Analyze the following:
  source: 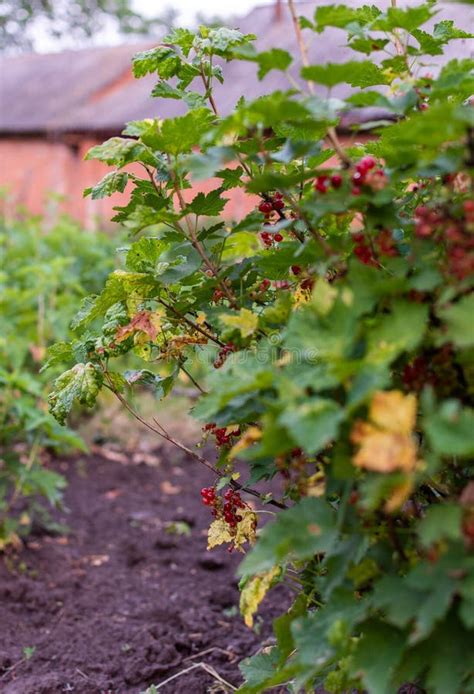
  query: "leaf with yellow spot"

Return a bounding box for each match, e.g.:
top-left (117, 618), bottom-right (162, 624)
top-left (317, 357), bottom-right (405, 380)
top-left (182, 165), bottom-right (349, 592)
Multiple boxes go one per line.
top-left (229, 426), bottom-right (262, 460)
top-left (220, 308), bottom-right (258, 338)
top-left (240, 566), bottom-right (281, 627)
top-left (195, 311), bottom-right (207, 325)
top-left (293, 287), bottom-right (310, 308)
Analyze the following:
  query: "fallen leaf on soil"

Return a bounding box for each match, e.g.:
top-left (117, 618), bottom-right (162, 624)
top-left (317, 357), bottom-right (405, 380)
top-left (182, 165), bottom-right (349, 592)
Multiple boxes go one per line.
top-left (160, 480), bottom-right (182, 495)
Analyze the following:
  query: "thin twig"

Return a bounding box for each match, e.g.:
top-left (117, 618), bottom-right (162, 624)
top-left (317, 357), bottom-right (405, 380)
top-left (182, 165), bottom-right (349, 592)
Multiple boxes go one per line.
top-left (287, 0), bottom-right (351, 168)
top-left (157, 297), bottom-right (225, 347)
top-left (153, 662), bottom-right (237, 691)
top-left (103, 371), bottom-right (287, 510)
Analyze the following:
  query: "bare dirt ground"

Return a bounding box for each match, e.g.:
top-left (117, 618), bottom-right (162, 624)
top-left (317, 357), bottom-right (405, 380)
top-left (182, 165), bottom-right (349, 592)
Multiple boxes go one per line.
top-left (0, 445), bottom-right (288, 694)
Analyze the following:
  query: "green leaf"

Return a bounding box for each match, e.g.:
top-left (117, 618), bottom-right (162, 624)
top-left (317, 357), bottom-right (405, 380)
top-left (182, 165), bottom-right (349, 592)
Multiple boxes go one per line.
top-left (352, 621), bottom-right (405, 694)
top-left (418, 504), bottom-right (463, 547)
top-left (302, 61), bottom-right (389, 88)
top-left (48, 363), bottom-right (103, 425)
top-left (436, 294), bottom-right (474, 348)
top-left (373, 5), bottom-right (435, 32)
top-left (132, 46), bottom-right (179, 78)
top-left (40, 342), bottom-right (74, 372)
top-left (424, 400), bottom-right (474, 457)
top-left (279, 398), bottom-right (343, 454)
top-left (83, 171), bottom-right (128, 200)
top-left (85, 138), bottom-right (155, 167)
top-left (235, 45), bottom-right (293, 79)
top-left (239, 498), bottom-right (337, 575)
top-left (220, 308), bottom-right (259, 338)
top-left (314, 4), bottom-right (382, 32)
top-left (365, 301), bottom-right (428, 365)
top-left (156, 108), bottom-right (215, 155)
top-left (187, 189), bottom-right (227, 216)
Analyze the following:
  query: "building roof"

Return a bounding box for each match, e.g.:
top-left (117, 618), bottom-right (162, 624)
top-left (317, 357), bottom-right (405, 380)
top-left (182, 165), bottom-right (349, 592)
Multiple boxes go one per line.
top-left (0, 1), bottom-right (471, 137)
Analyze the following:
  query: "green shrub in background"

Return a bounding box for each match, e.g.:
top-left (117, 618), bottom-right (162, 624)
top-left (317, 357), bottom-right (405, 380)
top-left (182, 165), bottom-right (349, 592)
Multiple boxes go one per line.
top-left (48, 2), bottom-right (474, 691)
top-left (0, 213), bottom-right (115, 548)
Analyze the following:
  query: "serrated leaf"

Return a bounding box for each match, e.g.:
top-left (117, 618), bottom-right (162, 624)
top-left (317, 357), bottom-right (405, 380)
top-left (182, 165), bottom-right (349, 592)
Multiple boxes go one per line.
top-left (352, 621), bottom-right (405, 694)
top-left (221, 308), bottom-right (259, 338)
top-left (239, 498), bottom-right (337, 575)
top-left (240, 566), bottom-right (281, 627)
top-left (85, 138), bottom-right (155, 167)
top-left (302, 61), bottom-right (389, 88)
top-left (280, 398), bottom-right (343, 454)
top-left (418, 504), bottom-right (463, 547)
top-left (424, 400), bottom-right (474, 457)
top-left (84, 172), bottom-right (128, 200)
top-left (187, 189), bottom-right (227, 216)
top-left (314, 4), bottom-right (382, 32)
top-left (436, 294), bottom-right (474, 348)
top-left (132, 46), bottom-right (179, 78)
top-left (48, 363), bottom-right (103, 425)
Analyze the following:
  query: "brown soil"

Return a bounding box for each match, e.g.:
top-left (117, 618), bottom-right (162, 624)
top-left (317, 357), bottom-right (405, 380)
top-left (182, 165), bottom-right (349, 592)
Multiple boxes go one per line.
top-left (0, 449), bottom-right (288, 694)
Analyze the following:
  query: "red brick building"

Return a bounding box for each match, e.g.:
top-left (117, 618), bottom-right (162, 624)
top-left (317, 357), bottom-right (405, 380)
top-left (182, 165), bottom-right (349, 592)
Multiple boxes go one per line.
top-left (0, 1), bottom-right (469, 227)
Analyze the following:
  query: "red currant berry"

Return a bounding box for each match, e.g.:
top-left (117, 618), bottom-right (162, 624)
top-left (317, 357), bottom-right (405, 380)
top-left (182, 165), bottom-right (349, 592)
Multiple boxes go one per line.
top-left (331, 174), bottom-right (343, 189)
top-left (359, 156), bottom-right (376, 171)
top-left (314, 175), bottom-right (329, 193)
top-left (258, 201), bottom-right (273, 215)
top-left (351, 186), bottom-right (362, 196)
top-left (274, 233), bottom-right (283, 242)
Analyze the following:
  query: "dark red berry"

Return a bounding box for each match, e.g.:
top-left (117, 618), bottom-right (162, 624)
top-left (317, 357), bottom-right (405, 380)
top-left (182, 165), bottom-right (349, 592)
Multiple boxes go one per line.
top-left (331, 174), bottom-right (343, 189)
top-left (272, 199), bottom-right (285, 211)
top-left (258, 201), bottom-right (273, 215)
top-left (274, 233), bottom-right (283, 242)
top-left (314, 175), bottom-right (329, 193)
top-left (291, 265), bottom-right (302, 275)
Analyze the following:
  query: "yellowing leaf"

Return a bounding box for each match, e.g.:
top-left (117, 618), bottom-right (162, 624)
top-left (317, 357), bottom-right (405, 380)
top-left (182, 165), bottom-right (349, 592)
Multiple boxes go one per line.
top-left (234, 509), bottom-right (258, 552)
top-left (207, 519), bottom-right (233, 549)
top-left (240, 566), bottom-right (281, 628)
top-left (207, 508), bottom-right (258, 552)
top-left (195, 311), bottom-right (207, 325)
top-left (369, 390), bottom-right (416, 435)
top-left (221, 308), bottom-right (258, 338)
top-left (306, 471), bottom-right (326, 497)
top-left (351, 391), bottom-right (421, 475)
top-left (116, 310), bottom-right (161, 343)
top-left (293, 287), bottom-right (311, 308)
top-left (353, 431), bottom-right (418, 473)
top-left (385, 478), bottom-right (414, 513)
top-left (229, 426), bottom-right (262, 460)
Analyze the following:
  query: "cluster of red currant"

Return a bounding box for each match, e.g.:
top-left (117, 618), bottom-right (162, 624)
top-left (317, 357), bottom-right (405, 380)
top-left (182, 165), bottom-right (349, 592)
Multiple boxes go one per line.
top-left (213, 342), bottom-right (235, 369)
top-left (200, 486), bottom-right (247, 528)
top-left (202, 422), bottom-right (241, 447)
top-left (352, 229), bottom-right (399, 266)
top-left (350, 156), bottom-right (387, 195)
top-left (260, 230), bottom-right (284, 247)
top-left (314, 173), bottom-right (342, 193)
top-left (402, 355), bottom-right (432, 392)
top-left (222, 489), bottom-right (246, 527)
top-left (258, 192), bottom-right (285, 217)
top-left (212, 288), bottom-right (224, 302)
top-left (415, 200), bottom-right (474, 279)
